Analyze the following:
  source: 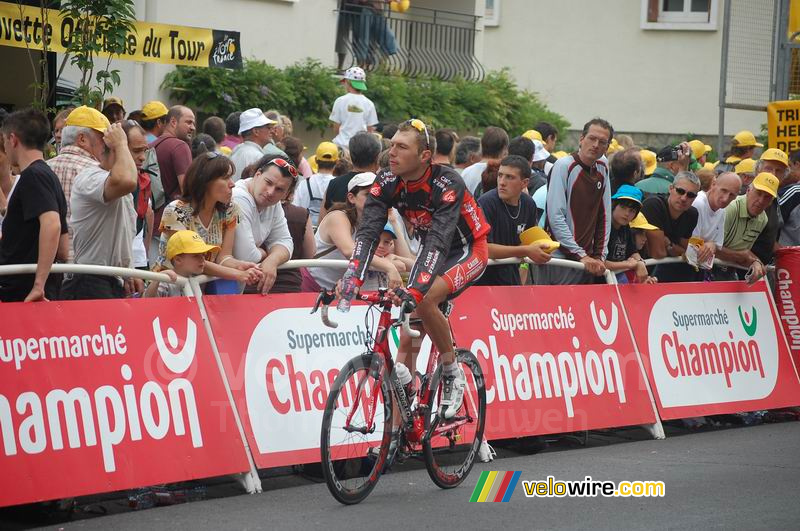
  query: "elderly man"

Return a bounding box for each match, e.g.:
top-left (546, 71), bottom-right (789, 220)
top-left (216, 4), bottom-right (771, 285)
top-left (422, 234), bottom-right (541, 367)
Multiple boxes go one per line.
top-left (539, 118), bottom-right (613, 285)
top-left (641, 171), bottom-right (700, 282)
top-left (748, 148), bottom-right (789, 265)
top-left (47, 106), bottom-right (106, 261)
top-left (230, 108), bottom-right (278, 181)
top-left (717, 172), bottom-right (779, 282)
top-left (636, 143), bottom-right (691, 197)
top-left (690, 172), bottom-right (742, 269)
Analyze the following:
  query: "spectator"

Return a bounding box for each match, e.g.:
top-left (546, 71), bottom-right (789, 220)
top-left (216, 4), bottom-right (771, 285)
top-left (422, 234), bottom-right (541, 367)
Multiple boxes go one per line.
top-left (220, 111), bottom-right (243, 150)
top-left (734, 158), bottom-right (757, 192)
top-left (127, 110), bottom-right (143, 123)
top-left (718, 172), bottom-right (778, 282)
top-left (101, 97), bottom-right (125, 124)
top-left (689, 172), bottom-right (741, 273)
top-left (779, 173), bottom-right (800, 247)
top-left (47, 106), bottom-right (106, 261)
top-left (280, 136), bottom-right (305, 170)
top-left (641, 171), bottom-right (700, 282)
top-left (145, 230), bottom-right (218, 298)
top-left (232, 155), bottom-right (295, 294)
top-left (202, 116), bottom-right (226, 145)
top-left (610, 147), bottom-right (643, 194)
top-left (230, 108), bottom-right (278, 181)
top-left (51, 107), bottom-right (74, 153)
top-left (786, 149), bottom-right (800, 186)
top-left (461, 127), bottom-right (509, 195)
top-left (603, 185), bottom-right (654, 284)
top-left (140, 101), bottom-right (169, 143)
top-left (156, 153), bottom-right (262, 288)
top-left (507, 136), bottom-right (542, 193)
top-left (432, 129), bottom-right (458, 167)
top-left (273, 171), bottom-right (315, 294)
top-left (636, 143), bottom-right (691, 197)
top-left (330, 67), bottom-right (378, 149)
top-left (540, 118), bottom-right (613, 285)
top-left (454, 136), bottom-right (481, 174)
top-left (381, 123), bottom-right (398, 142)
top-left (689, 139), bottom-right (712, 166)
top-left (533, 121), bottom-right (558, 153)
top-left (0, 108), bottom-right (68, 302)
top-left (640, 149), bottom-right (657, 179)
top-left (191, 133), bottom-right (218, 158)
top-left (62, 121), bottom-right (140, 300)
top-left (293, 142), bottom-right (339, 226)
top-left (749, 148), bottom-right (789, 265)
top-left (320, 131), bottom-right (381, 220)
top-left (279, 115), bottom-right (294, 137)
top-left (616, 134), bottom-right (635, 150)
top-left (304, 172), bottom-right (401, 291)
top-left (476, 155), bottom-right (550, 287)
top-left (717, 130), bottom-right (762, 173)
top-left (696, 168), bottom-right (715, 191)
top-left (529, 140), bottom-right (550, 193)
top-left (262, 110), bottom-right (287, 157)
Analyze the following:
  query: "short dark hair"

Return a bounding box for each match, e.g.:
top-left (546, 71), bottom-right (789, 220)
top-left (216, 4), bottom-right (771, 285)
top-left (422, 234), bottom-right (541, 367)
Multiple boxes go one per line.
top-left (455, 136), bottom-right (480, 165)
top-left (182, 151), bottom-right (236, 212)
top-left (121, 119), bottom-right (146, 138)
top-left (167, 105), bottom-right (188, 125)
top-left (225, 112), bottom-right (241, 136)
top-left (191, 133), bottom-right (217, 158)
top-left (381, 123), bottom-right (398, 140)
top-left (1, 108), bottom-right (50, 151)
top-left (202, 116), bottom-right (226, 143)
top-left (508, 136), bottom-right (535, 163)
top-left (499, 154), bottom-right (532, 180)
top-left (253, 153), bottom-right (297, 182)
top-left (280, 136), bottom-right (304, 168)
top-left (435, 129), bottom-right (457, 157)
top-left (791, 149), bottom-right (800, 165)
top-left (581, 118), bottom-right (614, 141)
top-left (534, 121), bottom-right (558, 142)
top-left (610, 147), bottom-right (641, 186)
top-left (349, 131), bottom-right (382, 168)
top-left (480, 126), bottom-right (509, 159)
top-left (140, 116), bottom-right (165, 132)
top-left (612, 198), bottom-right (641, 215)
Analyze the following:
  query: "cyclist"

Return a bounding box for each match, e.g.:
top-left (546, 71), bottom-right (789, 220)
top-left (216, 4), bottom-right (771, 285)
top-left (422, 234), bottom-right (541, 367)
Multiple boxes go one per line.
top-left (339, 119), bottom-right (490, 419)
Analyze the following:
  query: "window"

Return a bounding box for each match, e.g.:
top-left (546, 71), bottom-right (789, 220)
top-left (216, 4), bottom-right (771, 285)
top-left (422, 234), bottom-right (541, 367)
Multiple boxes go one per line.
top-left (641, 0), bottom-right (718, 30)
top-left (484, 0), bottom-right (500, 27)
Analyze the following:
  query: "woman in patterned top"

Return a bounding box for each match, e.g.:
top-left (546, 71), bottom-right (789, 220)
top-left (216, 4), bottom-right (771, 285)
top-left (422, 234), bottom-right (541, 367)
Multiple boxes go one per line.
top-left (155, 152), bottom-right (262, 286)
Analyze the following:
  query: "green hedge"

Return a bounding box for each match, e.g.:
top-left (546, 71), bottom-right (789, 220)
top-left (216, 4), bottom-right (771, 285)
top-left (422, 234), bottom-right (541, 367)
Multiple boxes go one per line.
top-left (162, 58), bottom-right (569, 135)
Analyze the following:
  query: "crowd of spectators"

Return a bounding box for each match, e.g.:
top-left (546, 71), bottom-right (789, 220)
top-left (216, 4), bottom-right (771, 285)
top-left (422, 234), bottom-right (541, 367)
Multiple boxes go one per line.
top-left (0, 64), bottom-right (795, 303)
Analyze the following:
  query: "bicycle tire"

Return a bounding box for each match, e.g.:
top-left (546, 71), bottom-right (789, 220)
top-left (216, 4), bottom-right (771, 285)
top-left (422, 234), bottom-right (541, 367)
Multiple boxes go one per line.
top-left (422, 349), bottom-right (486, 489)
top-left (320, 354), bottom-right (394, 504)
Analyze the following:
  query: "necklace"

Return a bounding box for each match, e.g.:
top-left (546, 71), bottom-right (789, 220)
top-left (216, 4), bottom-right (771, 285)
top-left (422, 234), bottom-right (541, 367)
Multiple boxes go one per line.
top-left (502, 199), bottom-right (521, 220)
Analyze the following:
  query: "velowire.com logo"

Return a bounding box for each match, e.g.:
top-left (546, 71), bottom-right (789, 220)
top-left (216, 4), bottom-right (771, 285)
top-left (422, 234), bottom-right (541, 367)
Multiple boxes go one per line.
top-left (469, 471), bottom-right (521, 502)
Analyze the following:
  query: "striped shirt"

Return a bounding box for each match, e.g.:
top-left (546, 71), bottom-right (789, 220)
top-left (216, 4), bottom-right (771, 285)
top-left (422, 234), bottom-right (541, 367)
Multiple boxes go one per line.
top-left (723, 194), bottom-right (767, 251)
top-left (779, 184), bottom-right (800, 246)
top-left (546, 153), bottom-right (611, 260)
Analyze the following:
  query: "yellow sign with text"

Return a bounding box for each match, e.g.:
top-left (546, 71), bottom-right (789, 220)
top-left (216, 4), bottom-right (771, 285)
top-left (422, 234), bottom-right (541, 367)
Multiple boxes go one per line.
top-left (0, 1), bottom-right (241, 68)
top-left (767, 100), bottom-right (800, 153)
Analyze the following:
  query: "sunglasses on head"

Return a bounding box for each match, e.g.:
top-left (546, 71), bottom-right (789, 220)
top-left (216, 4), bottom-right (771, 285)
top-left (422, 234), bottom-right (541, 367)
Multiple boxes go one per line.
top-left (265, 157), bottom-right (298, 179)
top-left (673, 186), bottom-right (698, 199)
top-left (405, 118), bottom-right (430, 150)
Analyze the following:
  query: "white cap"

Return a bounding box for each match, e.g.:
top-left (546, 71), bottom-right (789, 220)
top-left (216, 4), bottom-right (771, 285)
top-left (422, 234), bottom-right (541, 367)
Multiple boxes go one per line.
top-left (238, 108), bottom-right (277, 134)
top-left (532, 140), bottom-right (550, 163)
top-left (348, 171), bottom-right (377, 192)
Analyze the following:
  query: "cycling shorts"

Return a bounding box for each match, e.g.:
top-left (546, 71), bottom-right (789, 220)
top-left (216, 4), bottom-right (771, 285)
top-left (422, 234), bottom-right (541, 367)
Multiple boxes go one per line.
top-left (439, 236), bottom-right (488, 300)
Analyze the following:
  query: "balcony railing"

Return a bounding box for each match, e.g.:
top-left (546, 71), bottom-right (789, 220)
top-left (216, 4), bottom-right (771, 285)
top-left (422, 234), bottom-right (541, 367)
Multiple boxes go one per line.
top-left (335, 3), bottom-right (485, 82)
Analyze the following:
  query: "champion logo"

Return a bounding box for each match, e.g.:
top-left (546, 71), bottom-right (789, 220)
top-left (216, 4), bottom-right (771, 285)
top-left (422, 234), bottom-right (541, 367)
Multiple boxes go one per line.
top-left (418, 272), bottom-right (432, 284)
top-left (442, 189), bottom-right (457, 203)
top-left (370, 183), bottom-right (382, 197)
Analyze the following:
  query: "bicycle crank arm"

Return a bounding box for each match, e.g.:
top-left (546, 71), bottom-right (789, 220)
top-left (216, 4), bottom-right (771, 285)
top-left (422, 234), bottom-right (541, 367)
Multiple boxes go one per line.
top-left (343, 425), bottom-right (375, 435)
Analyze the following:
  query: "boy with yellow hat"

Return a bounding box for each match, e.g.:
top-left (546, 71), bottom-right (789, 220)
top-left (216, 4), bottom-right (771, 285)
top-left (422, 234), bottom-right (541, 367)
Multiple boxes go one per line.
top-left (145, 230), bottom-right (219, 297)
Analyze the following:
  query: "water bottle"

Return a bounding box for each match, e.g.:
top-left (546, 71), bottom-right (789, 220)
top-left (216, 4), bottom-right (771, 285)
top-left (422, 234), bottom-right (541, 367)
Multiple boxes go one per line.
top-left (395, 362), bottom-right (416, 401)
top-left (337, 263), bottom-right (358, 313)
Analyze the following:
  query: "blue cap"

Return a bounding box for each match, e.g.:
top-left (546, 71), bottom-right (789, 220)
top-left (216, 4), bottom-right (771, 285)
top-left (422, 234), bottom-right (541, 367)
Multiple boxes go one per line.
top-left (611, 184), bottom-right (643, 205)
top-left (381, 223), bottom-right (397, 238)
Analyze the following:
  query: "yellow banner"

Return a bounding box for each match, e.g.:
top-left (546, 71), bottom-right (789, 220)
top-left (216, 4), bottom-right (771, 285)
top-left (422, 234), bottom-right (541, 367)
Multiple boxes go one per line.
top-left (0, 1), bottom-right (241, 68)
top-left (767, 100), bottom-right (800, 153)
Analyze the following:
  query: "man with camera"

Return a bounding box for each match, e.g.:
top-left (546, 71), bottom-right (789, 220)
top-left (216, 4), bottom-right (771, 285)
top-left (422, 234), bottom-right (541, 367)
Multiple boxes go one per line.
top-left (636, 142), bottom-right (692, 198)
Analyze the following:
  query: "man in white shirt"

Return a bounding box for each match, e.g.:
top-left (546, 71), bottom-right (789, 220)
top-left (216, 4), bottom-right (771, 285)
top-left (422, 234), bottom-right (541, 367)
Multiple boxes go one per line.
top-left (330, 67), bottom-right (378, 149)
top-left (690, 171), bottom-right (741, 265)
top-left (230, 108), bottom-right (278, 180)
top-left (292, 141), bottom-right (338, 226)
top-left (460, 126), bottom-right (508, 195)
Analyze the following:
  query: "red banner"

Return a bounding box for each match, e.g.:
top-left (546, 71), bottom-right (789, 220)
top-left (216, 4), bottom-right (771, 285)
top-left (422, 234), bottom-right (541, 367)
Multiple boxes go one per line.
top-left (0, 298), bottom-right (250, 507)
top-left (618, 281), bottom-right (800, 420)
top-left (776, 247), bottom-right (800, 365)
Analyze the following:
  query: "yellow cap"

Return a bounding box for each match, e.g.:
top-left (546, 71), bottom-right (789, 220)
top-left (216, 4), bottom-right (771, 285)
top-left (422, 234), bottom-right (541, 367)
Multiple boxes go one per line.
top-left (166, 230), bottom-right (220, 261)
top-left (219, 146), bottom-right (233, 156)
top-left (702, 162), bottom-right (716, 171)
top-left (752, 172), bottom-right (779, 198)
top-left (688, 140), bottom-right (712, 160)
top-left (734, 158), bottom-right (756, 175)
top-left (732, 130), bottom-right (763, 148)
top-left (606, 138), bottom-right (623, 155)
top-left (519, 226), bottom-right (560, 253)
top-left (552, 150), bottom-right (568, 159)
top-left (522, 129), bottom-right (543, 142)
top-left (102, 97), bottom-right (125, 112)
top-left (759, 147), bottom-right (789, 167)
top-left (65, 105), bottom-right (110, 133)
top-left (141, 100), bottom-right (168, 121)
top-left (630, 213), bottom-right (658, 231)
top-left (390, 0), bottom-right (410, 12)
top-left (315, 141), bottom-right (339, 162)
top-left (640, 149), bottom-right (657, 176)
top-left (308, 154), bottom-right (318, 173)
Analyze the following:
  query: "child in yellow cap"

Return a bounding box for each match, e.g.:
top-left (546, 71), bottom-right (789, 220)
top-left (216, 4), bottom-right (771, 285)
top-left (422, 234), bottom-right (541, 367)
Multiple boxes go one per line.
top-left (145, 230), bottom-right (220, 297)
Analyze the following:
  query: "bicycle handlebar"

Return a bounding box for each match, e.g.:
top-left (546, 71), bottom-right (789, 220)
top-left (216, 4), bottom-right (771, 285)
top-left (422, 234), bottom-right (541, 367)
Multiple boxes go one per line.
top-left (310, 289), bottom-right (420, 338)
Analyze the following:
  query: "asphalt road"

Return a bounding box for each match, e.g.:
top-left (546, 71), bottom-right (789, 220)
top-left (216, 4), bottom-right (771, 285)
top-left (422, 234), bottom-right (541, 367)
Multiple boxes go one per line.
top-left (25, 422), bottom-right (800, 530)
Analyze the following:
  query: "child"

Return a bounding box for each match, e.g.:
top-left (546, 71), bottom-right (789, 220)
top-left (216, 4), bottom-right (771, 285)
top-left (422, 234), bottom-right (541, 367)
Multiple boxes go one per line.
top-left (604, 185), bottom-right (656, 284)
top-left (629, 213), bottom-right (659, 284)
top-left (145, 230), bottom-right (220, 297)
top-left (329, 67), bottom-right (378, 149)
top-left (376, 223), bottom-right (415, 274)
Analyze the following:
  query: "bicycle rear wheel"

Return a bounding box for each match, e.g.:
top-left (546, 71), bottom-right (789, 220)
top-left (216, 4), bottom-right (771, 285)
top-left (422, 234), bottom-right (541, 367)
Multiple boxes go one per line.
top-left (321, 354), bottom-right (393, 504)
top-left (422, 349), bottom-right (486, 489)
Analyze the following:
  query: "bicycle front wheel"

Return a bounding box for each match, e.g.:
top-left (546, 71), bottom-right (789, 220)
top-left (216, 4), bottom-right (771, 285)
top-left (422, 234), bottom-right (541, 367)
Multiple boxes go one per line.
top-left (320, 354), bottom-right (393, 505)
top-left (423, 348), bottom-right (486, 489)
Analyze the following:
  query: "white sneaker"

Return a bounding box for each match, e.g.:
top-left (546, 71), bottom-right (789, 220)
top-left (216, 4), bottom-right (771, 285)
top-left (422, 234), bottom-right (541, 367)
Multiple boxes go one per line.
top-left (478, 438), bottom-right (496, 463)
top-left (439, 366), bottom-right (466, 420)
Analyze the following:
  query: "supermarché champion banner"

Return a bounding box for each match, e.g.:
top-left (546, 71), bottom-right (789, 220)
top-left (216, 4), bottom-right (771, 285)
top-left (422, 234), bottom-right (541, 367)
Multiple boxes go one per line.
top-left (0, 1), bottom-right (242, 68)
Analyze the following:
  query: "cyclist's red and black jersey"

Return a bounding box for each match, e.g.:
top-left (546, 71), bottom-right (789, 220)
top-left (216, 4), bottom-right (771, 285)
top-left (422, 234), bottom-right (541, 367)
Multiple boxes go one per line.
top-left (351, 164), bottom-right (490, 302)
